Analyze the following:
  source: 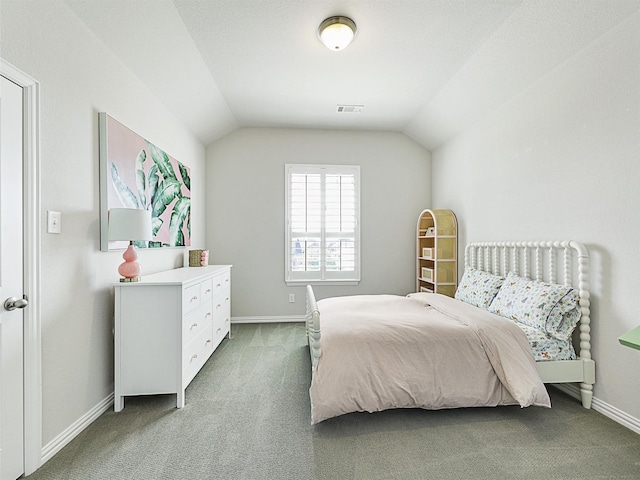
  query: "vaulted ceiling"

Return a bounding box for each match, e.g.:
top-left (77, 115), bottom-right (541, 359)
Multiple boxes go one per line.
top-left (64, 0), bottom-right (636, 150)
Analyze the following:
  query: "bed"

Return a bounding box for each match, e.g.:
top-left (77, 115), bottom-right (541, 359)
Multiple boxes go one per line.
top-left (305, 241), bottom-right (595, 424)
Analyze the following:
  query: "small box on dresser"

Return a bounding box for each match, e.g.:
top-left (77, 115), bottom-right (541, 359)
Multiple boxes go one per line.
top-left (113, 265), bottom-right (231, 412)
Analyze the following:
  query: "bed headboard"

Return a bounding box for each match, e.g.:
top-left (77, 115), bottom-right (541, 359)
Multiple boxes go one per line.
top-left (464, 241), bottom-right (591, 364)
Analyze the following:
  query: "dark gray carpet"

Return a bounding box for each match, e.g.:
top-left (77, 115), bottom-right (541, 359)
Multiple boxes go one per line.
top-left (28, 323), bottom-right (640, 479)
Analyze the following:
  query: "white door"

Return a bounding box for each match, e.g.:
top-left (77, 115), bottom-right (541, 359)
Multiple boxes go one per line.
top-left (0, 74), bottom-right (26, 480)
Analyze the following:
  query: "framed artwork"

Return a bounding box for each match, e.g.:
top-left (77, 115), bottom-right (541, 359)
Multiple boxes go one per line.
top-left (99, 113), bottom-right (191, 251)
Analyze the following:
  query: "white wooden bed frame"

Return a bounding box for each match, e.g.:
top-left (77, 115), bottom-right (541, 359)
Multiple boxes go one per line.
top-left (306, 240), bottom-right (595, 409)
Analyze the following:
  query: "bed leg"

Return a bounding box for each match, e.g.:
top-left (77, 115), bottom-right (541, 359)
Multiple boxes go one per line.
top-left (580, 382), bottom-right (593, 409)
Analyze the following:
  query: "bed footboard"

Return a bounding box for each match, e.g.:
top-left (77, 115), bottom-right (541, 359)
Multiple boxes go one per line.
top-left (306, 285), bottom-right (321, 368)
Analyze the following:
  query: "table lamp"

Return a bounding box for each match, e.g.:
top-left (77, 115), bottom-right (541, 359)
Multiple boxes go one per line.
top-left (108, 208), bottom-right (153, 282)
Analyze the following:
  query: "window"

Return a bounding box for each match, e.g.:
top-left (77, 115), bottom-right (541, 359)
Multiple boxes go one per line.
top-left (285, 164), bottom-right (360, 284)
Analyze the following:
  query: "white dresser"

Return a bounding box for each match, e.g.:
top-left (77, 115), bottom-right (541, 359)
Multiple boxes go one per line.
top-left (113, 265), bottom-right (231, 411)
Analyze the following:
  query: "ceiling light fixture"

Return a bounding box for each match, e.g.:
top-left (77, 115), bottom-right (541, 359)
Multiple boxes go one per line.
top-left (318, 16), bottom-right (357, 51)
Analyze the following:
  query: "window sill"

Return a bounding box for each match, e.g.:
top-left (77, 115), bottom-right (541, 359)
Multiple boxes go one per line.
top-left (286, 280), bottom-right (360, 287)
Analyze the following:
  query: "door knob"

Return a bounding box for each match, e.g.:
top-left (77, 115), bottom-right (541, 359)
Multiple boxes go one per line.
top-left (4, 296), bottom-right (28, 311)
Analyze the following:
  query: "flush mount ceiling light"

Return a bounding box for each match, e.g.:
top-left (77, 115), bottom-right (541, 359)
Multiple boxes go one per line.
top-left (318, 16), bottom-right (357, 51)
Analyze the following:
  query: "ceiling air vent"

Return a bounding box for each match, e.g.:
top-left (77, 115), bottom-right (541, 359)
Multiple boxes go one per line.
top-left (336, 105), bottom-right (364, 113)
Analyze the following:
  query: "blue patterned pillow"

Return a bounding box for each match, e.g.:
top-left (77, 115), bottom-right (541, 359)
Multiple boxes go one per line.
top-left (550, 290), bottom-right (581, 339)
top-left (488, 272), bottom-right (578, 338)
top-left (455, 267), bottom-right (505, 309)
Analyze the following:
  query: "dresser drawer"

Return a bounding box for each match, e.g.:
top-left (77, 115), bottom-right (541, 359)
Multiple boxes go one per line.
top-left (183, 325), bottom-right (214, 383)
top-left (212, 270), bottom-right (231, 296)
top-left (200, 278), bottom-right (214, 302)
top-left (212, 292), bottom-right (230, 315)
top-left (183, 283), bottom-right (202, 313)
top-left (183, 301), bottom-right (213, 346)
top-left (212, 313), bottom-right (230, 346)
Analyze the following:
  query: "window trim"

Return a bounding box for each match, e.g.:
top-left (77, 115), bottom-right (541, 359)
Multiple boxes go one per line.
top-left (285, 164), bottom-right (361, 285)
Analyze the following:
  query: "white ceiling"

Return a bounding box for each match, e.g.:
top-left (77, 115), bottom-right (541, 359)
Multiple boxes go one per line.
top-left (64, 0), bottom-right (637, 150)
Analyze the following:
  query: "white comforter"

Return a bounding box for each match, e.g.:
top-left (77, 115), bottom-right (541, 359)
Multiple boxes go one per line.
top-left (309, 292), bottom-right (550, 424)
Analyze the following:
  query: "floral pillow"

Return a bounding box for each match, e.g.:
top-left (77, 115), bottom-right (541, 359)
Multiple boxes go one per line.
top-left (454, 267), bottom-right (506, 309)
top-left (488, 272), bottom-right (579, 339)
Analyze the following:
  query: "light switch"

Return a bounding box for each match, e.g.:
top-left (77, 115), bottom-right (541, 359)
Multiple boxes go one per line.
top-left (47, 211), bottom-right (61, 234)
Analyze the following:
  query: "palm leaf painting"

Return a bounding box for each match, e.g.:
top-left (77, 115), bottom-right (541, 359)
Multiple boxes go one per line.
top-left (105, 114), bottom-right (191, 249)
top-left (148, 164), bottom-right (160, 208)
top-left (111, 163), bottom-right (139, 208)
top-left (169, 197), bottom-right (191, 246)
top-left (135, 149), bottom-right (147, 207)
top-left (147, 141), bottom-right (177, 181)
top-left (178, 163), bottom-right (191, 191)
top-left (151, 179), bottom-right (182, 218)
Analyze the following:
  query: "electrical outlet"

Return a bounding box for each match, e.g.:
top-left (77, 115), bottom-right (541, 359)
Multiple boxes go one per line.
top-left (288, 294), bottom-right (295, 303)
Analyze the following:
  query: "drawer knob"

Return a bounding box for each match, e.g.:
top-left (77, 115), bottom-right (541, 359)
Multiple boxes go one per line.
top-left (216, 328), bottom-right (221, 333)
top-left (205, 312), bottom-right (212, 318)
top-left (206, 339), bottom-right (212, 344)
top-left (216, 304), bottom-right (221, 309)
top-left (205, 288), bottom-right (211, 294)
top-left (191, 296), bottom-right (198, 302)
top-left (191, 354), bottom-right (198, 360)
top-left (190, 323), bottom-right (198, 329)
top-left (216, 283), bottom-right (221, 288)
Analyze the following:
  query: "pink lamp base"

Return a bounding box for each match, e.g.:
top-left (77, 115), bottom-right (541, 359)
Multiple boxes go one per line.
top-left (118, 243), bottom-right (142, 282)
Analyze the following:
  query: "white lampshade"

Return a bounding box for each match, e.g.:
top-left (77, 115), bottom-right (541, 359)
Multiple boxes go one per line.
top-left (318, 16), bottom-right (357, 51)
top-left (108, 208), bottom-right (153, 242)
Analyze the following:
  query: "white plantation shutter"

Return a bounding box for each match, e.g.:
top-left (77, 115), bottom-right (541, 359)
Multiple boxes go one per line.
top-left (286, 164), bottom-right (360, 283)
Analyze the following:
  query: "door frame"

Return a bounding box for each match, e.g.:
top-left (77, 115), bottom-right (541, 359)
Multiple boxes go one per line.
top-left (1, 59), bottom-right (42, 476)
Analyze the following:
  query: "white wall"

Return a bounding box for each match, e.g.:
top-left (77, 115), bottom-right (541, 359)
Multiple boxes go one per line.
top-left (432, 13), bottom-right (640, 420)
top-left (1, 0), bottom-right (206, 447)
top-left (206, 128), bottom-right (431, 317)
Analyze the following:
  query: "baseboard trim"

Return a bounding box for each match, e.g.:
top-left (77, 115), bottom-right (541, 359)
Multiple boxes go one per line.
top-left (231, 315), bottom-right (305, 324)
top-left (41, 393), bottom-right (114, 464)
top-left (552, 383), bottom-right (640, 435)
